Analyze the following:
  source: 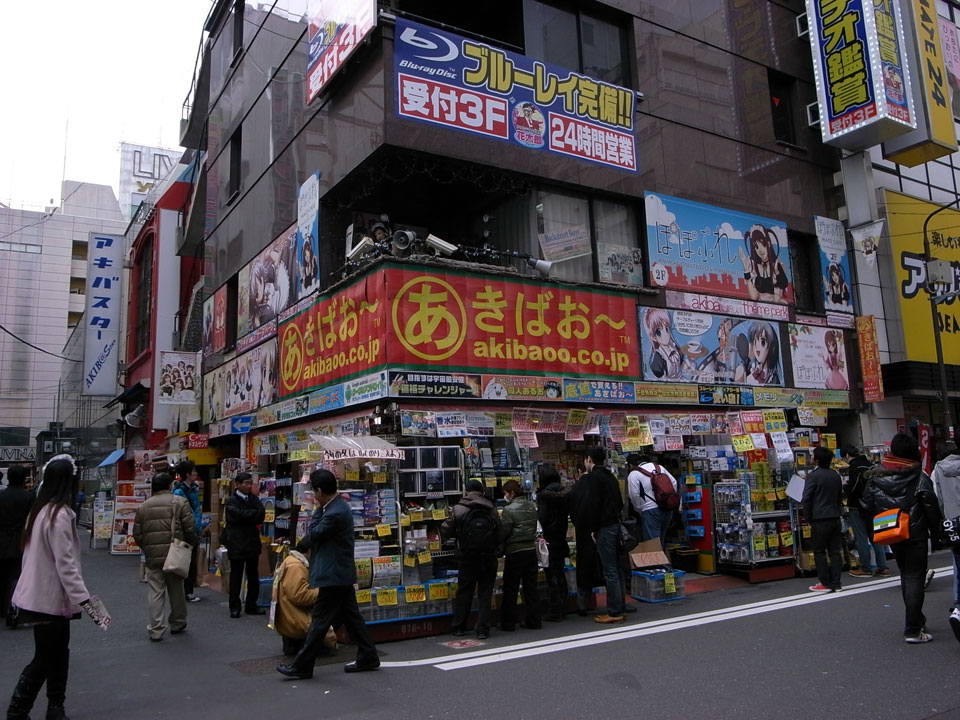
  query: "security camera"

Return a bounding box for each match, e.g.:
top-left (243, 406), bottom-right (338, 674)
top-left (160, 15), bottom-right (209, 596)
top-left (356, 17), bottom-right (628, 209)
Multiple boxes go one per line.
top-left (425, 234), bottom-right (458, 257)
top-left (347, 237), bottom-right (375, 260)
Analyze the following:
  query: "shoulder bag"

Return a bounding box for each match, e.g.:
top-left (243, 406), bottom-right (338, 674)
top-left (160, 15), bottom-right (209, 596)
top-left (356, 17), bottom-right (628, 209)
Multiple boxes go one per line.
top-left (163, 501), bottom-right (193, 578)
top-left (872, 479), bottom-right (918, 545)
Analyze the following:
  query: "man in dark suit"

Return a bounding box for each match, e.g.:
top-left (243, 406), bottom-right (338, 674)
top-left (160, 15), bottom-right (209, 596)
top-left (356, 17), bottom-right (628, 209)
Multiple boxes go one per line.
top-left (224, 472), bottom-right (266, 618)
top-left (277, 469), bottom-right (379, 679)
top-left (0, 465), bottom-right (35, 624)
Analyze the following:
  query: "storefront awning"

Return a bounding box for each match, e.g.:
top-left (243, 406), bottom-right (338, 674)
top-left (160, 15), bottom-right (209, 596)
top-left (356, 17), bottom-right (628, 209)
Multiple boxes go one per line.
top-left (97, 449), bottom-right (126, 467)
top-left (308, 435), bottom-right (406, 461)
top-left (103, 380), bottom-right (150, 409)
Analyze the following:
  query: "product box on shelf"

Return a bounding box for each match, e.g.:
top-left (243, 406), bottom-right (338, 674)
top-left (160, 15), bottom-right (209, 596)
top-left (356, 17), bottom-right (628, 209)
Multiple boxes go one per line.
top-left (630, 570), bottom-right (686, 603)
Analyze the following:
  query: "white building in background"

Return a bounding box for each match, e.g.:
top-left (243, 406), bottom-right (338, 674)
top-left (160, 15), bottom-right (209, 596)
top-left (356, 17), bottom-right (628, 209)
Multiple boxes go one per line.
top-left (0, 181), bottom-right (126, 449)
top-left (118, 142), bottom-right (182, 219)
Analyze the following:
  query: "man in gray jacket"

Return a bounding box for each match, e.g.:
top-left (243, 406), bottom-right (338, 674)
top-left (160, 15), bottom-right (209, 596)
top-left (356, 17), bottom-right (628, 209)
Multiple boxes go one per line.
top-left (931, 444), bottom-right (960, 641)
top-left (498, 479), bottom-right (540, 631)
top-left (132, 472), bottom-right (197, 641)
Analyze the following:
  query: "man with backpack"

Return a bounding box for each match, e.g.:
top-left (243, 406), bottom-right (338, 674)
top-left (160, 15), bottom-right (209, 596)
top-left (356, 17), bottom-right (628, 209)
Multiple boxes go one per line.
top-left (628, 453), bottom-right (681, 546)
top-left (441, 479), bottom-right (502, 639)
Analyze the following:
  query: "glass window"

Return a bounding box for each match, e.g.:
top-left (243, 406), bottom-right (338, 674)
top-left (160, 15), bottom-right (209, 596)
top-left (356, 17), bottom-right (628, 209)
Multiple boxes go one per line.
top-left (594, 199), bottom-right (642, 286)
top-left (788, 231), bottom-right (820, 313)
top-left (928, 160), bottom-right (955, 191)
top-left (535, 190), bottom-right (591, 283)
top-left (581, 14), bottom-right (626, 85)
top-left (523, 0), bottom-right (579, 72)
top-left (901, 178), bottom-right (931, 200)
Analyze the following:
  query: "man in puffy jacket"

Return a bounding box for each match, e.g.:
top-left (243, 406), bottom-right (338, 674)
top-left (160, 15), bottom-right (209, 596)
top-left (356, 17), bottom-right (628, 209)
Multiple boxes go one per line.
top-left (931, 443), bottom-right (960, 642)
top-left (862, 433), bottom-right (944, 644)
top-left (499, 479), bottom-right (540, 631)
top-left (132, 472), bottom-right (197, 641)
top-left (223, 472), bottom-right (266, 618)
top-left (441, 479), bottom-right (502, 640)
top-left (173, 460), bottom-right (203, 602)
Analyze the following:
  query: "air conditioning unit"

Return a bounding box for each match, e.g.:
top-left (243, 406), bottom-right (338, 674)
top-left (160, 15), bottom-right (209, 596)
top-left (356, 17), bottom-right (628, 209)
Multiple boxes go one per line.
top-left (806, 102), bottom-right (821, 128)
top-left (796, 13), bottom-right (809, 38)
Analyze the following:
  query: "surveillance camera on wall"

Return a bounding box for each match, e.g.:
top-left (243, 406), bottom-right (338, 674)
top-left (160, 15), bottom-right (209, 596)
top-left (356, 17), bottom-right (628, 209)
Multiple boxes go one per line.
top-left (425, 234), bottom-right (458, 256)
top-left (347, 236), bottom-right (375, 260)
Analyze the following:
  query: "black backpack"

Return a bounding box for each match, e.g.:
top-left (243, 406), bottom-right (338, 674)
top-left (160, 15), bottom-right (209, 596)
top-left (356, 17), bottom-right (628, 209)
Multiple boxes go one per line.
top-left (458, 505), bottom-right (498, 554)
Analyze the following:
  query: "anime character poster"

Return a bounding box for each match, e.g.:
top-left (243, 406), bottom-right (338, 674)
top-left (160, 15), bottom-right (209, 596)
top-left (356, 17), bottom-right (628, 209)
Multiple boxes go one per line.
top-left (212, 286), bottom-right (227, 352)
top-left (639, 308), bottom-right (784, 387)
top-left (815, 215), bottom-right (853, 314)
top-left (788, 324), bottom-right (849, 390)
top-left (644, 193), bottom-right (793, 305)
top-left (248, 224), bottom-right (298, 332)
top-left (202, 366), bottom-right (223, 425)
top-left (158, 351), bottom-right (200, 405)
top-left (298, 172), bottom-right (321, 300)
top-left (221, 338), bottom-right (279, 418)
top-left (237, 263), bottom-right (252, 339)
top-left (202, 296), bottom-right (214, 357)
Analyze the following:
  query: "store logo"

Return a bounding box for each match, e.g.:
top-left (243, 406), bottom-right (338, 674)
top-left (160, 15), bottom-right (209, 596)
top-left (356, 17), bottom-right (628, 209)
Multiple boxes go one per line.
top-left (280, 324), bottom-right (303, 392)
top-left (398, 26), bottom-right (459, 62)
top-left (392, 276), bottom-right (466, 361)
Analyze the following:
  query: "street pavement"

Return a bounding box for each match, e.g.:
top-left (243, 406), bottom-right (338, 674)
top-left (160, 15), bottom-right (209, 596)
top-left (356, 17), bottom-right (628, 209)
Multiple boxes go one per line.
top-left (2, 533), bottom-right (959, 720)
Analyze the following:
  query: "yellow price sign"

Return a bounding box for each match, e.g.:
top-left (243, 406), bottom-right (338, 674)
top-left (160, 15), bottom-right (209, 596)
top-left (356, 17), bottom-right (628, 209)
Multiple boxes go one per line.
top-left (432, 509), bottom-right (447, 521)
top-left (663, 572), bottom-right (676, 594)
top-left (732, 434), bottom-right (755, 453)
top-left (485, 476), bottom-right (498, 488)
top-left (428, 583), bottom-right (449, 600)
top-left (410, 510), bottom-right (424, 522)
top-left (403, 555), bottom-right (416, 568)
top-left (400, 515), bottom-right (411, 527)
top-left (449, 581), bottom-right (458, 596)
top-left (780, 531), bottom-right (794, 547)
top-left (766, 534), bottom-right (779, 548)
top-left (405, 584), bottom-right (426, 603)
top-left (765, 491), bottom-right (777, 502)
top-left (776, 487), bottom-right (787, 500)
top-left (355, 589), bottom-right (372, 604)
top-left (802, 525), bottom-right (812, 539)
top-left (345, 469), bottom-right (360, 482)
top-left (372, 472), bottom-right (388, 484)
top-left (417, 551), bottom-right (432, 565)
top-left (376, 524), bottom-right (392, 537)
top-left (376, 588), bottom-right (398, 606)
top-left (428, 540), bottom-right (441, 551)
top-left (753, 536), bottom-right (766, 551)
top-left (750, 490), bottom-right (763, 504)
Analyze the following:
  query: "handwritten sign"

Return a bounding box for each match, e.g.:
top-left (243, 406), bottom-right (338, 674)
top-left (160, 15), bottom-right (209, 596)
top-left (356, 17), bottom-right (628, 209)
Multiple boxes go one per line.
top-left (376, 524), bottom-right (392, 537)
top-left (356, 589), bottom-right (372, 604)
top-left (405, 585), bottom-right (426, 603)
top-left (732, 435), bottom-right (755, 452)
top-left (417, 551), bottom-right (432, 565)
top-left (429, 583), bottom-right (449, 600)
top-left (431, 509), bottom-right (447, 521)
top-left (376, 587), bottom-right (398, 606)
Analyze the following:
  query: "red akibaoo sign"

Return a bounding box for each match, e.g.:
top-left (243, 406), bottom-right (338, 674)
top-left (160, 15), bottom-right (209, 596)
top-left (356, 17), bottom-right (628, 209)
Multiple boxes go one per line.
top-left (278, 266), bottom-right (640, 398)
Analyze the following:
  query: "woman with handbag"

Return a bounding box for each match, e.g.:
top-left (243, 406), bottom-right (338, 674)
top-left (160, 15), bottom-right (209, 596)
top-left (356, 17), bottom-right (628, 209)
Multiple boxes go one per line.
top-left (7, 455), bottom-right (104, 720)
top-left (862, 433), bottom-right (944, 644)
top-left (132, 472), bottom-right (198, 641)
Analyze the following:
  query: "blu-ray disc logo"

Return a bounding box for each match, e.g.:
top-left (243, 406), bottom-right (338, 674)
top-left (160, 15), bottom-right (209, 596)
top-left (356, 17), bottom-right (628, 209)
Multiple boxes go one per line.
top-left (399, 26), bottom-right (459, 62)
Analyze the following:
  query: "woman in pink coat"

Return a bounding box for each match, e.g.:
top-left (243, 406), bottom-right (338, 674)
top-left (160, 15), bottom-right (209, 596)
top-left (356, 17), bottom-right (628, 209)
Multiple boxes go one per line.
top-left (7, 455), bottom-right (96, 720)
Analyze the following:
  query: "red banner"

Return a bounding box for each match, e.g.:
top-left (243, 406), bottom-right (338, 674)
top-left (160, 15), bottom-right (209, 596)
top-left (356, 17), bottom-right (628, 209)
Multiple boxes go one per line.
top-left (278, 266), bottom-right (641, 398)
top-left (856, 315), bottom-right (885, 403)
top-left (919, 422), bottom-right (932, 475)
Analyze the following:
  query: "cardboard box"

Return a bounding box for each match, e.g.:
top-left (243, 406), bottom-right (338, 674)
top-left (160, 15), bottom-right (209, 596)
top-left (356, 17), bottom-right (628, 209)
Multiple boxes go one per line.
top-left (799, 551), bottom-right (815, 572)
top-left (629, 538), bottom-right (671, 569)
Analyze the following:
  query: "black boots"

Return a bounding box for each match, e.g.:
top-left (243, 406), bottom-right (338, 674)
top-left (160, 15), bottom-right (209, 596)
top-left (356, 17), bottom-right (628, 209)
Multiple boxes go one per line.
top-left (7, 671), bottom-right (43, 720)
top-left (44, 656), bottom-right (68, 720)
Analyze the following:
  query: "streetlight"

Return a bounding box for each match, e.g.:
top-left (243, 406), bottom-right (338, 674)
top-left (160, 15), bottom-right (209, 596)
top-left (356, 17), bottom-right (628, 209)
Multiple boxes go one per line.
top-left (921, 199), bottom-right (957, 441)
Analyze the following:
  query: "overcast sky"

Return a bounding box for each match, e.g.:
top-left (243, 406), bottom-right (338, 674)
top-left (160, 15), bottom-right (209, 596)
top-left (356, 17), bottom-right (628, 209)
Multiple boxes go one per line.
top-left (0, 0), bottom-right (214, 211)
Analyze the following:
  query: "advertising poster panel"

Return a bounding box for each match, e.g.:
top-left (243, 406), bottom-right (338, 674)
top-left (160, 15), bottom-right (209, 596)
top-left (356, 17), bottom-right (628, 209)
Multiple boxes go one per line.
top-left (815, 215), bottom-right (854, 314)
top-left (787, 324), bottom-right (850, 391)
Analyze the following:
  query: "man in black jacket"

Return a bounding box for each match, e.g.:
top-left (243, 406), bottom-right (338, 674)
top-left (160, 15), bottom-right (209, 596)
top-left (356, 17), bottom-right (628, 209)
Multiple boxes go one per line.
top-left (537, 465), bottom-right (568, 621)
top-left (841, 444), bottom-right (890, 577)
top-left (224, 472), bottom-right (266, 618)
top-left (862, 433), bottom-right (944, 643)
top-left (802, 446), bottom-right (843, 593)
top-left (0, 466), bottom-right (35, 624)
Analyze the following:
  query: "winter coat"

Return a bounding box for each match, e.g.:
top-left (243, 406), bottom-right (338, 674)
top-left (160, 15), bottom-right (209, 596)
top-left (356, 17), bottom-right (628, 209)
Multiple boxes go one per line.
top-left (13, 504), bottom-right (89, 618)
top-left (802, 467), bottom-right (842, 520)
top-left (861, 460), bottom-right (943, 543)
top-left (440, 491), bottom-right (502, 554)
top-left (931, 453), bottom-right (960, 543)
top-left (843, 454), bottom-right (872, 507)
top-left (500, 495), bottom-right (538, 555)
top-left (223, 492), bottom-right (265, 560)
top-left (568, 466), bottom-right (622, 534)
top-left (273, 551), bottom-right (318, 639)
top-left (303, 496), bottom-right (356, 588)
top-left (173, 481), bottom-right (203, 535)
top-left (537, 482), bottom-right (569, 549)
top-left (0, 486), bottom-right (35, 558)
top-left (132, 491), bottom-right (198, 570)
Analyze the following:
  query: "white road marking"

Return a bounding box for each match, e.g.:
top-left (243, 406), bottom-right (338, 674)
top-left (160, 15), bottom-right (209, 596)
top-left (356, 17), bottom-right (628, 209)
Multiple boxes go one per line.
top-left (377, 565), bottom-right (952, 671)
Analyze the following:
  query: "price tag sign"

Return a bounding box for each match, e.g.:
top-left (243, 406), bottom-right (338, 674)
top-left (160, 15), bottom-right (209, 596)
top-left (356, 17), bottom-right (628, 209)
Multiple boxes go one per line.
top-left (448, 581), bottom-right (458, 596)
top-left (375, 524), bottom-right (392, 537)
top-left (403, 555), bottom-right (416, 568)
top-left (376, 588), bottom-right (398, 606)
top-left (750, 490), bottom-right (763, 504)
top-left (410, 510), bottom-right (424, 522)
top-left (345, 469), bottom-right (360, 482)
top-left (750, 433), bottom-right (769, 450)
top-left (405, 584), bottom-right (426, 603)
top-left (429, 583), bottom-right (449, 600)
top-left (766, 534), bottom-right (779, 548)
top-left (663, 572), bottom-right (676, 594)
top-left (400, 515), bottom-right (411, 527)
top-left (372, 472), bottom-right (388, 484)
top-left (355, 589), bottom-right (372, 604)
top-left (802, 525), bottom-right (812, 539)
top-left (765, 490), bottom-right (777, 502)
top-left (753, 536), bottom-right (766, 551)
top-left (776, 487), bottom-right (787, 500)
top-left (428, 540), bottom-right (441, 551)
top-left (732, 434), bottom-right (755, 453)
top-left (780, 531), bottom-right (794, 547)
top-left (417, 550), bottom-right (432, 565)
top-left (485, 476), bottom-right (498, 488)
top-left (431, 508), bottom-right (447, 521)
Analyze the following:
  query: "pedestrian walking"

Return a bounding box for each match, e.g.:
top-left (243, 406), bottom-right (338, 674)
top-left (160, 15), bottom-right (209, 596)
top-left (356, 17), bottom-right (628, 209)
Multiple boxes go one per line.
top-left (537, 465), bottom-right (569, 621)
top-left (441, 478), bottom-right (502, 639)
top-left (841, 444), bottom-right (890, 577)
top-left (862, 433), bottom-right (944, 643)
top-left (276, 469), bottom-right (379, 679)
top-left (173, 460), bottom-right (203, 602)
top-left (132, 471), bottom-right (197, 641)
top-left (803, 446), bottom-right (844, 593)
top-left (498, 479), bottom-right (541, 631)
top-left (223, 472), bottom-right (266, 618)
top-left (930, 443), bottom-right (960, 642)
top-left (0, 465), bottom-right (35, 626)
top-left (6, 455), bottom-right (104, 720)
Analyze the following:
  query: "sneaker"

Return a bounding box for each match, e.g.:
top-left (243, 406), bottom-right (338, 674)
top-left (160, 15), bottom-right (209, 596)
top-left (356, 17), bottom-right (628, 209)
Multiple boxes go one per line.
top-left (808, 583), bottom-right (834, 593)
top-left (876, 568), bottom-right (892, 576)
top-left (949, 608), bottom-right (960, 644)
top-left (904, 632), bottom-right (934, 644)
top-left (924, 570), bottom-right (935, 589)
top-left (594, 614), bottom-right (626, 624)
top-left (185, 594), bottom-right (201, 603)
top-left (848, 568), bottom-right (873, 578)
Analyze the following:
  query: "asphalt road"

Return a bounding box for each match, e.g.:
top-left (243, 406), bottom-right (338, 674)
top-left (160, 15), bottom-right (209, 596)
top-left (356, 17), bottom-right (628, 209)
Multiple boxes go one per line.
top-left (2, 534), bottom-right (959, 720)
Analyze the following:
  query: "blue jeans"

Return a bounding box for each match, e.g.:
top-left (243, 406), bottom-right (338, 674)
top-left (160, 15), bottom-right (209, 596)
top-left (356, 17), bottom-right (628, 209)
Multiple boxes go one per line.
top-left (849, 508), bottom-right (888, 571)
top-left (595, 524), bottom-right (626, 616)
top-left (640, 509), bottom-right (661, 543)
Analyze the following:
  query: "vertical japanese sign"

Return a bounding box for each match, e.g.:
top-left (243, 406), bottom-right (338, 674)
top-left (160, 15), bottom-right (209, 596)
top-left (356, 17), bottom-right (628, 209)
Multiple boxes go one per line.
top-left (856, 315), bottom-right (885, 403)
top-left (213, 286), bottom-right (227, 353)
top-left (394, 18), bottom-right (636, 172)
top-left (805, 0), bottom-right (914, 148)
top-left (940, 17), bottom-right (960, 117)
top-left (815, 215), bottom-right (854, 313)
top-left (788, 324), bottom-right (849, 391)
top-left (306, 0), bottom-right (377, 104)
top-left (82, 234), bottom-right (122, 395)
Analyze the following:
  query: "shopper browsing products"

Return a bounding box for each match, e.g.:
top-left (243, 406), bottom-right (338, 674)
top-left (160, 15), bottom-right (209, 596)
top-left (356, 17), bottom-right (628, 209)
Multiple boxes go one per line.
top-left (802, 447), bottom-right (843, 593)
top-left (498, 479), bottom-right (541, 632)
top-left (537, 465), bottom-right (569, 621)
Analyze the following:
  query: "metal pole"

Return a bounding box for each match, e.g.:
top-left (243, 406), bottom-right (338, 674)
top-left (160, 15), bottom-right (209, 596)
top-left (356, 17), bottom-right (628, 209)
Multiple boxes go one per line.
top-left (921, 199), bottom-right (957, 441)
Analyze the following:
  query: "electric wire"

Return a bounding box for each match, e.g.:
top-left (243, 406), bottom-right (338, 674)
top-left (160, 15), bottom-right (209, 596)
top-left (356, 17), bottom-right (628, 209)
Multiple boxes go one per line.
top-left (0, 323), bottom-right (80, 362)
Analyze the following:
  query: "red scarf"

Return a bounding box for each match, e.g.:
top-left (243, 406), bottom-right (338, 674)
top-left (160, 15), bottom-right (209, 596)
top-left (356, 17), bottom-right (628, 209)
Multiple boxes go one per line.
top-left (881, 454), bottom-right (915, 470)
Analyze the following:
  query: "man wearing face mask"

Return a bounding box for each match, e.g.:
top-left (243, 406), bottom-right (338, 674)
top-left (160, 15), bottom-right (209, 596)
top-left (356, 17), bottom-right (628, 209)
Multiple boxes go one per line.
top-left (498, 480), bottom-right (540, 632)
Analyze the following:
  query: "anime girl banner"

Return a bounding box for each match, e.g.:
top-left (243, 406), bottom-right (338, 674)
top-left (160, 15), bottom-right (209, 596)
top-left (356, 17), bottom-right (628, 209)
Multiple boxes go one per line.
top-left (815, 215), bottom-right (853, 314)
top-left (644, 193), bottom-right (793, 305)
top-left (788, 324), bottom-right (849, 391)
top-left (639, 308), bottom-right (784, 387)
top-left (237, 224), bottom-right (299, 340)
